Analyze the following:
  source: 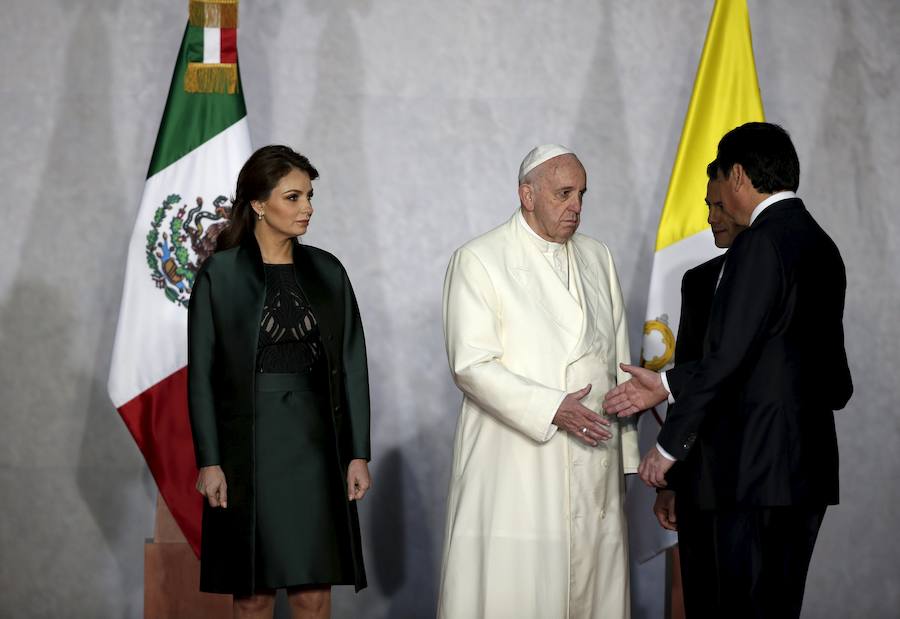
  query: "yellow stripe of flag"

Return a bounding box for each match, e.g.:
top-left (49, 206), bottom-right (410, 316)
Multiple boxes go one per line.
top-left (655, 0), bottom-right (765, 252)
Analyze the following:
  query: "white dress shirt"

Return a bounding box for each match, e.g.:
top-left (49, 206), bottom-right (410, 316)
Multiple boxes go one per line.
top-left (750, 191), bottom-right (796, 226)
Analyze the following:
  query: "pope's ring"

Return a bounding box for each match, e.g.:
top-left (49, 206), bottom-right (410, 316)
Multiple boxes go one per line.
top-left (581, 427), bottom-right (588, 434)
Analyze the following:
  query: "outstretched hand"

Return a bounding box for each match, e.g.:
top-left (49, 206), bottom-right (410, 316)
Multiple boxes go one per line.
top-left (602, 364), bottom-right (669, 417)
top-left (552, 384), bottom-right (612, 447)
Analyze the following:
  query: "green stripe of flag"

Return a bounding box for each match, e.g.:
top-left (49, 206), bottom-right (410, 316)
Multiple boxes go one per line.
top-left (147, 24), bottom-right (246, 178)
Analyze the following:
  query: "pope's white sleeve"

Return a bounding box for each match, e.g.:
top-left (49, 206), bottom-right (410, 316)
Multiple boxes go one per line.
top-left (442, 247), bottom-right (564, 442)
top-left (608, 246), bottom-right (640, 474)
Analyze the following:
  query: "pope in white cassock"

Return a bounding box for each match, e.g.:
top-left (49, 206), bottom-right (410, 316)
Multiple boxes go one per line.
top-left (437, 145), bottom-right (640, 618)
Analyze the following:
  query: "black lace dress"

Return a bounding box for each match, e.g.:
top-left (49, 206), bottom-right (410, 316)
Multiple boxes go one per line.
top-left (256, 264), bottom-right (322, 374)
top-left (252, 264), bottom-right (357, 589)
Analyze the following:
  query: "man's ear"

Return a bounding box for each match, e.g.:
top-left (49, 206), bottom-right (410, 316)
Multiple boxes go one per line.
top-left (518, 183), bottom-right (535, 212)
top-left (730, 163), bottom-right (748, 192)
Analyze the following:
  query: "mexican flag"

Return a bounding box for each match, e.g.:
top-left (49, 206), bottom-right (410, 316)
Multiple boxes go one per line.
top-left (629, 0), bottom-right (765, 562)
top-left (108, 0), bottom-right (251, 556)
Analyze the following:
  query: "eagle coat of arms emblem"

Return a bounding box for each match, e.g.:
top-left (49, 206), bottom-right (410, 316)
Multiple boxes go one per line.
top-left (145, 194), bottom-right (231, 307)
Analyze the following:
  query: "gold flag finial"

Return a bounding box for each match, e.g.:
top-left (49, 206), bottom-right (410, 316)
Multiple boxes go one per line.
top-left (189, 0), bottom-right (239, 29)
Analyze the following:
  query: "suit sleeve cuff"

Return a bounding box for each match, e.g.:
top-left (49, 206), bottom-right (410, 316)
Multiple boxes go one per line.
top-left (656, 442), bottom-right (677, 462)
top-left (660, 371), bottom-right (675, 404)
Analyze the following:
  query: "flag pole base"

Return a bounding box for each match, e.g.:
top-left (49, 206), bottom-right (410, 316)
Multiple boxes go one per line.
top-left (144, 494), bottom-right (232, 618)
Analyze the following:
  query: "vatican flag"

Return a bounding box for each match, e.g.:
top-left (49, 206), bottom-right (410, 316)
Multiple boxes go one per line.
top-left (628, 0), bottom-right (765, 562)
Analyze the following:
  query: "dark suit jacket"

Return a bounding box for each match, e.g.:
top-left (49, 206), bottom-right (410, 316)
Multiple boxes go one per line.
top-left (665, 254), bottom-right (725, 506)
top-left (659, 198), bottom-right (852, 509)
top-left (674, 255), bottom-right (724, 365)
top-left (187, 238), bottom-right (370, 594)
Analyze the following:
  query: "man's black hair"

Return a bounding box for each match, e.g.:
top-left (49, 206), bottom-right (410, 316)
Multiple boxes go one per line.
top-left (712, 122), bottom-right (800, 193)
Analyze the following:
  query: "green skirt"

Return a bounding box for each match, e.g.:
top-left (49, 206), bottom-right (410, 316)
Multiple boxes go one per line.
top-left (253, 370), bottom-right (357, 589)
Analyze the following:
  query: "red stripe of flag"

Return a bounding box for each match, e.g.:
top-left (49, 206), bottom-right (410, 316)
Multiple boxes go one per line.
top-left (220, 29), bottom-right (237, 64)
top-left (117, 367), bottom-right (202, 556)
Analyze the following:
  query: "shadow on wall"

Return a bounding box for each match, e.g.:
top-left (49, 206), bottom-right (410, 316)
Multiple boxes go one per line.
top-left (0, 282), bottom-right (86, 612)
top-left (239, 0), bottom-right (283, 142)
top-left (801, 5), bottom-right (895, 618)
top-left (571, 2), bottom-right (658, 351)
top-left (3, 2), bottom-right (152, 616)
top-left (60, 0), bottom-right (154, 592)
top-left (810, 1), bottom-right (883, 245)
top-left (368, 449), bottom-right (410, 596)
top-left (298, 0), bottom-right (383, 287)
top-left (367, 447), bottom-right (436, 615)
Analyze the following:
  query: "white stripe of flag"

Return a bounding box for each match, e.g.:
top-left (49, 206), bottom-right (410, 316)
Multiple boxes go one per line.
top-left (203, 27), bottom-right (221, 64)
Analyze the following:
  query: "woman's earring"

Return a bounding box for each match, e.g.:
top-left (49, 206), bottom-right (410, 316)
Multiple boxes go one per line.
top-left (257, 210), bottom-right (264, 221)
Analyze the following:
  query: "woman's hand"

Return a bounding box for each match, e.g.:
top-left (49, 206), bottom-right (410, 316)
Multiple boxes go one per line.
top-left (196, 465), bottom-right (228, 508)
top-left (346, 459), bottom-right (371, 502)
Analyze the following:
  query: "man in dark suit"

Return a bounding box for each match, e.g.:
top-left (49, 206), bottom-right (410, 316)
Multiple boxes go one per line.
top-left (653, 161), bottom-right (747, 617)
top-left (605, 122), bottom-right (853, 618)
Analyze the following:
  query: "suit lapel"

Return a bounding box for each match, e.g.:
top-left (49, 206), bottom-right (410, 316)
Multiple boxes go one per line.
top-left (708, 253), bottom-right (726, 296)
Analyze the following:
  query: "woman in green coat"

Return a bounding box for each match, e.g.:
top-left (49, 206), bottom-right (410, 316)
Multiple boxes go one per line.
top-left (188, 145), bottom-right (371, 619)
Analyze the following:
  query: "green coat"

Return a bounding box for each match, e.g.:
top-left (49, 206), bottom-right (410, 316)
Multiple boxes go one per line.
top-left (187, 237), bottom-right (370, 595)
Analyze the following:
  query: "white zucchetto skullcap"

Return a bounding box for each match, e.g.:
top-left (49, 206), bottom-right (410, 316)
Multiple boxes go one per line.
top-left (518, 144), bottom-right (575, 182)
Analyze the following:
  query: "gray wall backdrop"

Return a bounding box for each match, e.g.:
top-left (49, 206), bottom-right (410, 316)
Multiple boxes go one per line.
top-left (1, 0), bottom-right (898, 617)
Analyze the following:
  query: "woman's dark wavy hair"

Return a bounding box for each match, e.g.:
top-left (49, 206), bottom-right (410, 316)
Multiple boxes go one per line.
top-left (215, 145), bottom-right (319, 252)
